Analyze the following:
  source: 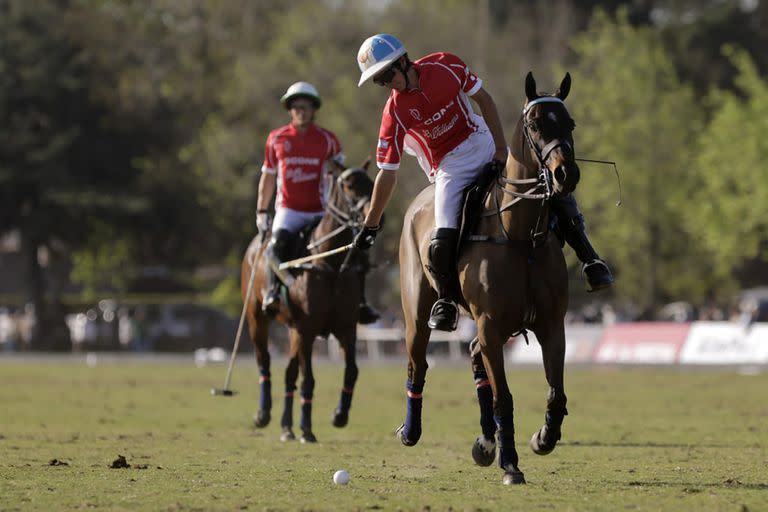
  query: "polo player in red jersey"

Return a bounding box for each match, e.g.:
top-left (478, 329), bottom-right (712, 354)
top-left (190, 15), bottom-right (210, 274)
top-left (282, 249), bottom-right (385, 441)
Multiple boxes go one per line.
top-left (257, 81), bottom-right (379, 322)
top-left (353, 34), bottom-right (612, 332)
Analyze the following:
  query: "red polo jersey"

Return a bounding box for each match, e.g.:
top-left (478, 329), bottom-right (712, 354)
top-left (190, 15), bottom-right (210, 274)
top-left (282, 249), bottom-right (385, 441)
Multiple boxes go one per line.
top-left (262, 123), bottom-right (344, 212)
top-left (375, 52), bottom-right (484, 178)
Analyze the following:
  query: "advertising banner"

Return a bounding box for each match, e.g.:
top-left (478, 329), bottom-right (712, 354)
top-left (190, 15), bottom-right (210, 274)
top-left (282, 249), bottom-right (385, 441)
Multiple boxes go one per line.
top-left (679, 322), bottom-right (764, 365)
top-left (593, 322), bottom-right (690, 364)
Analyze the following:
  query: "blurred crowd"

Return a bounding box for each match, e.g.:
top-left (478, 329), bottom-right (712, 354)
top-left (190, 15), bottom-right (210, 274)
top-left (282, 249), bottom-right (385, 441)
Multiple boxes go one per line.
top-left (2, 288), bottom-right (768, 352)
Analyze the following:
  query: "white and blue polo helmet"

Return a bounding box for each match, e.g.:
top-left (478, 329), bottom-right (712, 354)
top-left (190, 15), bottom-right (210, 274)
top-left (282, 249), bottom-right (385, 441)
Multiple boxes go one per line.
top-left (357, 34), bottom-right (407, 87)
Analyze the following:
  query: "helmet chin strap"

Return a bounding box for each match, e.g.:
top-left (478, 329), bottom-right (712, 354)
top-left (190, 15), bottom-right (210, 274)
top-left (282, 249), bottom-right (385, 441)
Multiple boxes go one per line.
top-left (395, 59), bottom-right (414, 90)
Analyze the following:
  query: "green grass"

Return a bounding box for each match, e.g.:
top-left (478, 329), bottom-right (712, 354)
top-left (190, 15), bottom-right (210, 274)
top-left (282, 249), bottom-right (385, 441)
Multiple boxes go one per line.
top-left (1, 359), bottom-right (767, 511)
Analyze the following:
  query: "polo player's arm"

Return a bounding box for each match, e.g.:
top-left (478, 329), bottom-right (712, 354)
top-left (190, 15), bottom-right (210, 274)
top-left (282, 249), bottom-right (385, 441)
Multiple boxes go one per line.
top-left (364, 169), bottom-right (397, 228)
top-left (257, 172), bottom-right (276, 211)
top-left (472, 87), bottom-right (508, 162)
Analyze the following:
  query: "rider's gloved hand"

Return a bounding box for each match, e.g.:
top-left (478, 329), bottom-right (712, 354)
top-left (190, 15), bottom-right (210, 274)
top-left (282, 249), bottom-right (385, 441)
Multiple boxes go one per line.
top-left (353, 225), bottom-right (380, 251)
top-left (489, 147), bottom-right (508, 173)
top-left (256, 210), bottom-right (272, 233)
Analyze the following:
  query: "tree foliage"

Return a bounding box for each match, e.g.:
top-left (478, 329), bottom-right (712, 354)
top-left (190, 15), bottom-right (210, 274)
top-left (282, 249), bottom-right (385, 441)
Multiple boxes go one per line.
top-left (567, 8), bottom-right (707, 309)
top-left (2, 0), bottom-right (768, 326)
top-left (688, 46), bottom-right (768, 281)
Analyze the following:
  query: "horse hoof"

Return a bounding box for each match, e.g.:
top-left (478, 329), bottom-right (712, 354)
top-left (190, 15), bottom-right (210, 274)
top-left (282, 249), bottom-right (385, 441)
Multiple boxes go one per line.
top-left (471, 436), bottom-right (496, 467)
top-left (300, 432), bottom-right (317, 444)
top-left (394, 424), bottom-right (418, 447)
top-left (253, 410), bottom-right (271, 429)
top-left (502, 468), bottom-right (526, 485)
top-left (332, 408), bottom-right (349, 428)
top-left (530, 428), bottom-right (555, 455)
top-left (280, 429), bottom-right (296, 442)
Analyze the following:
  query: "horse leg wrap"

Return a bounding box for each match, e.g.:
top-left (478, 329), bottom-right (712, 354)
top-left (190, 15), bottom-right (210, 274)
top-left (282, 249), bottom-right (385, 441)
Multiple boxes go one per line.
top-left (281, 389), bottom-right (295, 429)
top-left (403, 380), bottom-right (424, 443)
top-left (337, 387), bottom-right (353, 413)
top-left (343, 365), bottom-right (359, 398)
top-left (545, 388), bottom-right (568, 439)
top-left (259, 370), bottom-right (272, 413)
top-left (300, 394), bottom-right (313, 433)
top-left (474, 370), bottom-right (496, 439)
top-left (495, 415), bottom-right (519, 470)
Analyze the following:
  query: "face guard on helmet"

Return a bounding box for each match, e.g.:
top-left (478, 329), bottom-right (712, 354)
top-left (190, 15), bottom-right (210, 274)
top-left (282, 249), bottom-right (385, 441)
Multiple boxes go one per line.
top-left (357, 34), bottom-right (407, 87)
top-left (280, 81), bottom-right (322, 109)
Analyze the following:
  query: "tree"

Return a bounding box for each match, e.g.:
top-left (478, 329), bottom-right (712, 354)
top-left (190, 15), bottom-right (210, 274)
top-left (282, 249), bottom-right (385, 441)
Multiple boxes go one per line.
top-left (687, 46), bottom-right (768, 289)
top-left (567, 8), bottom-right (707, 311)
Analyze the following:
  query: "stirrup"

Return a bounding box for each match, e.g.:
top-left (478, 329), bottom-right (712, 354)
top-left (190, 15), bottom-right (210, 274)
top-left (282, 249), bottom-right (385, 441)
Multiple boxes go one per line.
top-left (428, 299), bottom-right (459, 331)
top-left (582, 259), bottom-right (614, 292)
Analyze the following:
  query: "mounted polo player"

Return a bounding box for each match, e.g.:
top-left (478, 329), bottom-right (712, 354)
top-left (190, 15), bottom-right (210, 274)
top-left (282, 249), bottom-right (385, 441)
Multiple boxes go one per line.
top-left (354, 34), bottom-right (614, 484)
top-left (258, 81), bottom-right (379, 324)
top-left (353, 35), bottom-right (612, 329)
top-left (245, 81), bottom-right (378, 442)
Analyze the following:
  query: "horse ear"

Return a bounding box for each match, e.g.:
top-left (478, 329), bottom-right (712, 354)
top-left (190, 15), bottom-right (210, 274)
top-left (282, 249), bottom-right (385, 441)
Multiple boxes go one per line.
top-left (525, 72), bottom-right (538, 101)
top-left (361, 156), bottom-right (371, 171)
top-left (556, 72), bottom-right (571, 100)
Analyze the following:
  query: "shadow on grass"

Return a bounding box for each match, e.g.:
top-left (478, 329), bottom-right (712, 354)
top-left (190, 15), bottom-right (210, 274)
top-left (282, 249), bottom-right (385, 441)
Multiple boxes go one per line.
top-left (622, 479), bottom-right (768, 491)
top-left (562, 440), bottom-right (756, 449)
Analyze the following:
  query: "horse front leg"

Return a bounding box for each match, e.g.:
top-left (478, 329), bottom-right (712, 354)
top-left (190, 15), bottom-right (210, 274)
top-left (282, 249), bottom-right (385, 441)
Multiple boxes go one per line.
top-left (248, 308), bottom-right (272, 428)
top-left (395, 277), bottom-right (434, 447)
top-left (331, 327), bottom-right (358, 428)
top-left (469, 336), bottom-right (497, 467)
top-left (530, 324), bottom-right (568, 455)
top-left (279, 329), bottom-right (301, 442)
top-left (297, 331), bottom-right (317, 443)
top-left (478, 323), bottom-right (526, 485)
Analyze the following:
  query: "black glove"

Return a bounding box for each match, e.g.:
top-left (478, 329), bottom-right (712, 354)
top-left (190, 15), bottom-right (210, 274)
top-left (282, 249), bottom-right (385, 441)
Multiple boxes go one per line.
top-left (353, 225), bottom-right (380, 251)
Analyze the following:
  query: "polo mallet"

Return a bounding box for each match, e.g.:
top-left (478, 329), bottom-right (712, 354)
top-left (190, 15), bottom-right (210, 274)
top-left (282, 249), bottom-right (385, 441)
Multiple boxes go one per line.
top-left (211, 254), bottom-right (258, 397)
top-left (278, 243), bottom-right (354, 270)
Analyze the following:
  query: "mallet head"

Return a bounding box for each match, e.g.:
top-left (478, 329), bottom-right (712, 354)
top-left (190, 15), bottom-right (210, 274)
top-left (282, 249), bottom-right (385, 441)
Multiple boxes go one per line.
top-left (211, 388), bottom-right (237, 397)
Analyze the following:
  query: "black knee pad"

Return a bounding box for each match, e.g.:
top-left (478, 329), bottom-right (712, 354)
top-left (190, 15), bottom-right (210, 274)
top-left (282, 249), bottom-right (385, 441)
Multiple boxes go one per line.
top-left (428, 228), bottom-right (459, 275)
top-left (270, 229), bottom-right (293, 260)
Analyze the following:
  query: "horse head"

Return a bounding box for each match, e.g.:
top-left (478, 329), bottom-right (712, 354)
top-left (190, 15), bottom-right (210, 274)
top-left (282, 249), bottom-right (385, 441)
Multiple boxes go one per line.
top-left (330, 157), bottom-right (374, 225)
top-left (522, 72), bottom-right (579, 196)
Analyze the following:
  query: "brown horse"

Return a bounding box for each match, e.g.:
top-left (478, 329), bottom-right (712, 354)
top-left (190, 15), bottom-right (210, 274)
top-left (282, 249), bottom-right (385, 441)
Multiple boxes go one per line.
top-left (241, 161), bottom-right (373, 443)
top-left (397, 72), bottom-right (579, 484)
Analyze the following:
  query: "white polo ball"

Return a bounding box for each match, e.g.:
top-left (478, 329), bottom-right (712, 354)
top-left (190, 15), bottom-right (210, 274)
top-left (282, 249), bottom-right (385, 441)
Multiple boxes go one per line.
top-left (333, 469), bottom-right (350, 485)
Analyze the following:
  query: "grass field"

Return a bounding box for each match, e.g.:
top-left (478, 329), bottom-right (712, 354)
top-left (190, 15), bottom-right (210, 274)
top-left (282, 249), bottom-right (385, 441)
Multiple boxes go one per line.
top-left (1, 358), bottom-right (767, 511)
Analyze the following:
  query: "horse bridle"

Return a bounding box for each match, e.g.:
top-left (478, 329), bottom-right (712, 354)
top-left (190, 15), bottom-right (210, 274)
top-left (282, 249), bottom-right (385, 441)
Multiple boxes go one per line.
top-left (484, 96), bottom-right (574, 246)
top-left (522, 96), bottom-right (576, 197)
top-left (306, 167), bottom-right (370, 251)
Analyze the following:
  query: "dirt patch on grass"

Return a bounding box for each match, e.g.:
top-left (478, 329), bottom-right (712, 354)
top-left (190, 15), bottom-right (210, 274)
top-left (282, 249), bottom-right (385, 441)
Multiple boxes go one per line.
top-left (109, 455), bottom-right (130, 468)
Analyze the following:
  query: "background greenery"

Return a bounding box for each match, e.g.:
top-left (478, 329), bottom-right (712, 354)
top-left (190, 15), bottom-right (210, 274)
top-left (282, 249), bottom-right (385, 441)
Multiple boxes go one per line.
top-left (3, 1), bottom-right (768, 338)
